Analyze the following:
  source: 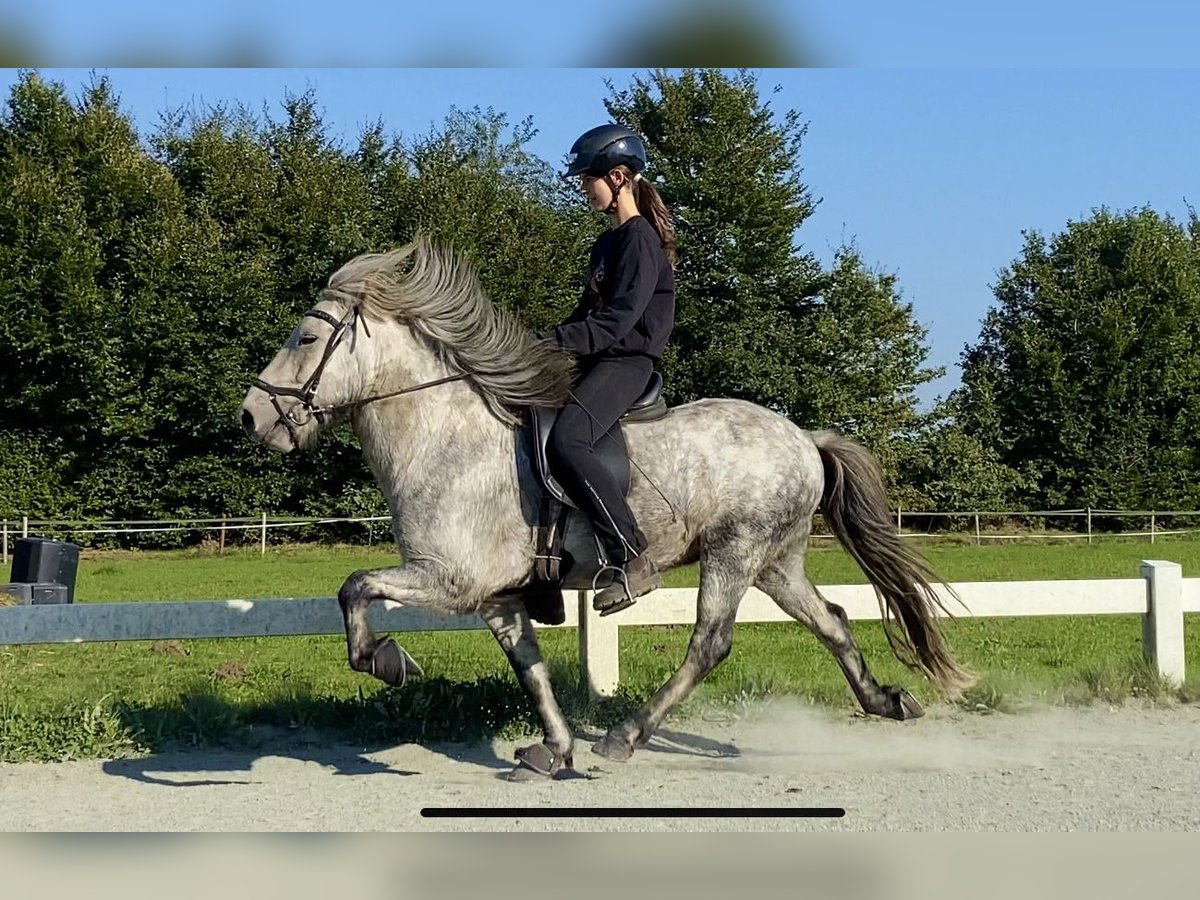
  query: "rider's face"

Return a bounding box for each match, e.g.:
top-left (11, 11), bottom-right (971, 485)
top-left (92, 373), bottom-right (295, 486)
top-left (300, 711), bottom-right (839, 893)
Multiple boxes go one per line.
top-left (580, 173), bottom-right (615, 211)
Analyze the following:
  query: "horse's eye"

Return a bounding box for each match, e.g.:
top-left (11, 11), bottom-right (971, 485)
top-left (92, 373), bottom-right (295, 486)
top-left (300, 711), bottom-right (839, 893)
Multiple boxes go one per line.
top-left (299, 334), bottom-right (318, 346)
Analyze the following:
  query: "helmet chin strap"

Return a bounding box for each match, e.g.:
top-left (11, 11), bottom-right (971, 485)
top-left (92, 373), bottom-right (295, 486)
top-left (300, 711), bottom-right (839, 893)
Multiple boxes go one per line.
top-left (604, 172), bottom-right (633, 214)
top-left (601, 170), bottom-right (642, 214)
top-left (603, 172), bottom-right (621, 214)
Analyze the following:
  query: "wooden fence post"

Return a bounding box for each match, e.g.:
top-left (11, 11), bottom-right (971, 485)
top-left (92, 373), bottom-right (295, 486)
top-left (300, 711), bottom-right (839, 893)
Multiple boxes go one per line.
top-left (1140, 560), bottom-right (1185, 686)
top-left (577, 590), bottom-right (619, 699)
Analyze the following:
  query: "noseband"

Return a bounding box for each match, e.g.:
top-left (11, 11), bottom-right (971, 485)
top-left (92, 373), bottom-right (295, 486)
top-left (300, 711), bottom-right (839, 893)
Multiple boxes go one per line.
top-left (251, 302), bottom-right (468, 449)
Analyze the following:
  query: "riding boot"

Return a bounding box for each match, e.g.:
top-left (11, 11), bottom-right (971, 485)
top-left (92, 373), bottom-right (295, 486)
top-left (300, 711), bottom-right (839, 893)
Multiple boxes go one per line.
top-left (592, 552), bottom-right (661, 616)
top-left (524, 582), bottom-right (567, 626)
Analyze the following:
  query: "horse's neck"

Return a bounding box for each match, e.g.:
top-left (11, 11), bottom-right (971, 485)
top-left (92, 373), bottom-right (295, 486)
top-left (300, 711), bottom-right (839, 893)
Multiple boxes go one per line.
top-left (353, 377), bottom-right (508, 500)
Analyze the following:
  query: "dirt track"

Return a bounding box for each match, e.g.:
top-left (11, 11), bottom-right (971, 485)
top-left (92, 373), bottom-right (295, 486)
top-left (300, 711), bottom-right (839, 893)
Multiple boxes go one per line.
top-left (2, 699), bottom-right (1198, 831)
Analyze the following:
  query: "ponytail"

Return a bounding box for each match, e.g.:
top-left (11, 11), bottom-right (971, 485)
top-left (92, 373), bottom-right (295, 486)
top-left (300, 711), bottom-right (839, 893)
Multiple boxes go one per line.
top-left (611, 164), bottom-right (677, 268)
top-left (634, 176), bottom-right (677, 268)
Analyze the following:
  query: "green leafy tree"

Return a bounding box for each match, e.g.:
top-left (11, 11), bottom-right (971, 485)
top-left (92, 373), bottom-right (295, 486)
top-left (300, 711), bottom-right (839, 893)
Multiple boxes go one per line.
top-left (790, 246), bottom-right (945, 504)
top-left (952, 205), bottom-right (1200, 511)
top-left (151, 89), bottom-right (394, 523)
top-left (0, 71), bottom-right (209, 523)
top-left (603, 67), bottom-right (817, 411)
top-left (383, 104), bottom-right (592, 331)
top-left (604, 68), bottom-right (942, 492)
top-left (905, 396), bottom-right (1031, 512)
top-left (0, 67), bottom-right (954, 543)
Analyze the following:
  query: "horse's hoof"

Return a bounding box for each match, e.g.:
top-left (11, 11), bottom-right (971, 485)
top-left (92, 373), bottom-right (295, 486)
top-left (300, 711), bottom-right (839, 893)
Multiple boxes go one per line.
top-left (883, 686), bottom-right (924, 720)
top-left (505, 764), bottom-right (547, 783)
top-left (591, 733), bottom-right (634, 762)
top-left (370, 638), bottom-right (423, 687)
top-left (508, 743), bottom-right (574, 781)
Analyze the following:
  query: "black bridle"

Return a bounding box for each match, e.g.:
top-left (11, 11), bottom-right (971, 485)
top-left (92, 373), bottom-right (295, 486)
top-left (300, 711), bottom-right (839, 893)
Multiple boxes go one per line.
top-left (251, 302), bottom-right (469, 449)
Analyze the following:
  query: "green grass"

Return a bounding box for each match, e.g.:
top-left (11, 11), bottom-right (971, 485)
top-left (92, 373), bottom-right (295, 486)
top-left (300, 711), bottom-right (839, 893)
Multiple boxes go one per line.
top-left (70, 532), bottom-right (1200, 602)
top-left (3, 536), bottom-right (1200, 762)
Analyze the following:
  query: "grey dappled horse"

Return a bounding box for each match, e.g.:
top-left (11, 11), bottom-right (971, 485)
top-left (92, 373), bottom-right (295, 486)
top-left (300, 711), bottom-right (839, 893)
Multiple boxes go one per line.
top-left (240, 238), bottom-right (975, 781)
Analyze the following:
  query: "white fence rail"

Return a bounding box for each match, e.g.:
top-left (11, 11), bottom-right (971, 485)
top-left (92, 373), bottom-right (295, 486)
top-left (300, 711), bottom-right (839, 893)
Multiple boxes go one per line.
top-left (8, 507), bottom-right (1200, 562)
top-left (2, 561), bottom-right (1194, 698)
top-left (1, 514), bottom-right (395, 561)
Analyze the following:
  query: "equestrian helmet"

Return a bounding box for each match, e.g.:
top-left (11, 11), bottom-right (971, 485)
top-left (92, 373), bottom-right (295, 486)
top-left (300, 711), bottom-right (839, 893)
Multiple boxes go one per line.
top-left (562, 123), bottom-right (647, 179)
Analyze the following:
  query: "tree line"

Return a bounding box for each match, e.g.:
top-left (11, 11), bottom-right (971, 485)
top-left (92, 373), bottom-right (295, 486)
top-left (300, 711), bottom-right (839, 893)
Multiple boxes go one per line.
top-left (3, 68), bottom-right (1198, 547)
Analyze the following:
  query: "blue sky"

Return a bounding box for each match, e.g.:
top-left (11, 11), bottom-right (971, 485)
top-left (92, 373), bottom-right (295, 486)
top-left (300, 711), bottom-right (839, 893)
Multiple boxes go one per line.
top-left (3, 66), bottom-right (1198, 408)
top-left (4, 2), bottom-right (1200, 67)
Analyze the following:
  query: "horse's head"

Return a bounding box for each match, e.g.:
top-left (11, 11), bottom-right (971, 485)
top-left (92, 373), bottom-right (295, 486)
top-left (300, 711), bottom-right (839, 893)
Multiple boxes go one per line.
top-left (241, 290), bottom-right (372, 453)
top-left (242, 240), bottom-right (577, 453)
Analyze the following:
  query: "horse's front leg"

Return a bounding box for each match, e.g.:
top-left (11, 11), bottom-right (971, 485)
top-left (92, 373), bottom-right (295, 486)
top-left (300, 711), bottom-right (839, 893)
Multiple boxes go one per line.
top-left (480, 597), bottom-right (576, 781)
top-left (337, 564), bottom-right (471, 685)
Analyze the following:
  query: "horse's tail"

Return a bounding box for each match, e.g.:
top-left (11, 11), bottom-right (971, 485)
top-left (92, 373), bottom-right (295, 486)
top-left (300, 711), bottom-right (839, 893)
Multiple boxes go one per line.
top-left (811, 429), bottom-right (977, 698)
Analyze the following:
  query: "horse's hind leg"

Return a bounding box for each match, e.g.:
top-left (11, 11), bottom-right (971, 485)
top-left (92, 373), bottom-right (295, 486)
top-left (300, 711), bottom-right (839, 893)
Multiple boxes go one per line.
top-left (592, 531), bottom-right (755, 762)
top-left (755, 540), bottom-right (923, 720)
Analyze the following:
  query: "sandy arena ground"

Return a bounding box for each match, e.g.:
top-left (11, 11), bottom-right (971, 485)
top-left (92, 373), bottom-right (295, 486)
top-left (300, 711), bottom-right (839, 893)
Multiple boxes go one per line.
top-left (3, 698), bottom-right (1198, 832)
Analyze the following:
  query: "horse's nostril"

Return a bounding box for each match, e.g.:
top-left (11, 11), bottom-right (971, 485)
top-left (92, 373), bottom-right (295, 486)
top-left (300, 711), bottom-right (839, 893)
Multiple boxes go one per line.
top-left (241, 408), bottom-right (256, 434)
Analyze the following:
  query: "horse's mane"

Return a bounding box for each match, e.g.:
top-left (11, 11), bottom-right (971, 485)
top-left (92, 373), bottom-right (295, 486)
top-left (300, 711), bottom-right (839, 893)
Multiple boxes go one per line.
top-left (324, 237), bottom-right (576, 426)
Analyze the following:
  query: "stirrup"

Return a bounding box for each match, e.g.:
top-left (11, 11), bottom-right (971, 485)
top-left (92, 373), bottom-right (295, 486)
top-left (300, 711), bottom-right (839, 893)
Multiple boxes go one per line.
top-left (591, 564), bottom-right (636, 616)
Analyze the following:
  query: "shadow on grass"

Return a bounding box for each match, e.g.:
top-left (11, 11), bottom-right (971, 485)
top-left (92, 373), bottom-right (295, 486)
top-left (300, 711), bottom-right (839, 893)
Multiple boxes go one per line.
top-left (76, 661), bottom-right (738, 785)
top-left (1, 652), bottom-right (755, 781)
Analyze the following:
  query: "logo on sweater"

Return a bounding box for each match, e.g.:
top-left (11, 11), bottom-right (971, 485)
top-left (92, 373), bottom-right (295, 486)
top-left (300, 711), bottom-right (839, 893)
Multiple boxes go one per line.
top-left (588, 260), bottom-right (607, 310)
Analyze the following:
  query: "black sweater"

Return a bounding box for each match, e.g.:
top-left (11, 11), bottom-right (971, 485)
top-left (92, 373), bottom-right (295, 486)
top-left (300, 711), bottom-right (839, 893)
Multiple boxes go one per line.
top-left (551, 215), bottom-right (675, 361)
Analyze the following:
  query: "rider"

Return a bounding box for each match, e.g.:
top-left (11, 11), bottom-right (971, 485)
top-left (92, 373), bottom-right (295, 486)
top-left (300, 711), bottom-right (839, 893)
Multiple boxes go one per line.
top-left (540, 122), bottom-right (678, 616)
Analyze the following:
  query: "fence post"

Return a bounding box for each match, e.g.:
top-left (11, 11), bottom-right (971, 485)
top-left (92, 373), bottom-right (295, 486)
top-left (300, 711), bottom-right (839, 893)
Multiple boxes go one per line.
top-left (219, 518), bottom-right (227, 554)
top-left (577, 590), bottom-right (619, 699)
top-left (974, 513), bottom-right (981, 545)
top-left (1150, 512), bottom-right (1156, 544)
top-left (260, 512), bottom-right (267, 555)
top-left (22, 516), bottom-right (28, 538)
top-left (1086, 508), bottom-right (1092, 544)
top-left (2, 520), bottom-right (7, 565)
top-left (896, 507), bottom-right (902, 536)
top-left (1140, 560), bottom-right (1185, 686)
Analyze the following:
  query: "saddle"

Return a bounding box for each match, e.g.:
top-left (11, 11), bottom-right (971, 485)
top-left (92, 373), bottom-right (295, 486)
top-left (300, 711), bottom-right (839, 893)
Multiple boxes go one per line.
top-left (525, 370), bottom-right (668, 609)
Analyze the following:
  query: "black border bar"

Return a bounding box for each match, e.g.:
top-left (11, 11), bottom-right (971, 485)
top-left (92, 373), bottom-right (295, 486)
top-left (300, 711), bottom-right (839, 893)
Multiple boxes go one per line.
top-left (420, 807), bottom-right (845, 818)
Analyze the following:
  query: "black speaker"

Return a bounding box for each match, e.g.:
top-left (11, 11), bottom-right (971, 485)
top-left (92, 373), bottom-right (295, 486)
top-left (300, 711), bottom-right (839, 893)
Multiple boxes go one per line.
top-left (10, 537), bottom-right (79, 604)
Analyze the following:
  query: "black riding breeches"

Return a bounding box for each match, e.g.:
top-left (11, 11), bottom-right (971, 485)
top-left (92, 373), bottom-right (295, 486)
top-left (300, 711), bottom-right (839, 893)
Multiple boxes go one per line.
top-left (546, 354), bottom-right (655, 564)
